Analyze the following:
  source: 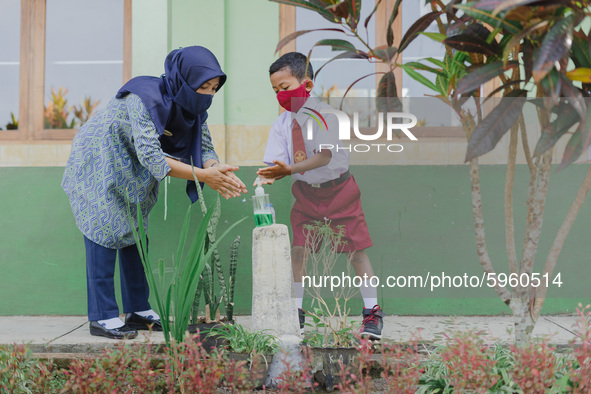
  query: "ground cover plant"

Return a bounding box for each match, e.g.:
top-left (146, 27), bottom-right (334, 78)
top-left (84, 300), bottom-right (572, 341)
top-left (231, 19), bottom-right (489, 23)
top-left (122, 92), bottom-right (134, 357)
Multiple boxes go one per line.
top-left (1, 309), bottom-right (591, 393)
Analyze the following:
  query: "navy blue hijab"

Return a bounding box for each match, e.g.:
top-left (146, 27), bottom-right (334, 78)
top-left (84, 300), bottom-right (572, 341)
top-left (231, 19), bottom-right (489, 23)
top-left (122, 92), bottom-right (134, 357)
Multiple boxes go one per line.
top-left (116, 46), bottom-right (226, 202)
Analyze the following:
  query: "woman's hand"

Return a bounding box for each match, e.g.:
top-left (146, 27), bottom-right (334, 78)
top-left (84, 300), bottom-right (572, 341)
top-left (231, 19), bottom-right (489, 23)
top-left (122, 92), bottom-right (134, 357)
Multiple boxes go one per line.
top-left (201, 166), bottom-right (246, 199)
top-left (214, 163), bottom-right (248, 195)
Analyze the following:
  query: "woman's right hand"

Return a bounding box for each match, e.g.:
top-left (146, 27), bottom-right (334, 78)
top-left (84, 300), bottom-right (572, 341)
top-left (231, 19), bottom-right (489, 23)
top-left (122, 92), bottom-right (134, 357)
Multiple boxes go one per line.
top-left (201, 166), bottom-right (244, 199)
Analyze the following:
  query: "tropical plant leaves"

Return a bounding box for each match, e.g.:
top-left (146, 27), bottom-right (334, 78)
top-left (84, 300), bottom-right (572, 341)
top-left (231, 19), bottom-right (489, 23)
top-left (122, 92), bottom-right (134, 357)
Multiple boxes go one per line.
top-left (566, 68), bottom-right (591, 83)
top-left (572, 30), bottom-right (591, 68)
top-left (455, 61), bottom-right (518, 94)
top-left (398, 11), bottom-right (443, 53)
top-left (465, 89), bottom-right (528, 161)
top-left (275, 28), bottom-right (345, 54)
top-left (532, 14), bottom-right (574, 83)
top-left (455, 4), bottom-right (522, 35)
top-left (377, 71), bottom-right (402, 113)
top-left (347, 0), bottom-right (361, 29)
top-left (387, 0), bottom-right (404, 47)
top-left (269, 0), bottom-right (336, 23)
top-left (314, 50), bottom-right (370, 78)
top-left (444, 34), bottom-right (502, 57)
top-left (372, 46), bottom-right (398, 63)
top-left (534, 104), bottom-right (580, 157)
top-left (312, 38), bottom-right (358, 52)
top-left (401, 64), bottom-right (441, 94)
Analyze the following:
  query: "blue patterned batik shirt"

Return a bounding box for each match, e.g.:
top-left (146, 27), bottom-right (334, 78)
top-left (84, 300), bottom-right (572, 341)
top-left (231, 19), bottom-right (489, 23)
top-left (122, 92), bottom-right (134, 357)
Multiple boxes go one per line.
top-left (62, 93), bottom-right (218, 249)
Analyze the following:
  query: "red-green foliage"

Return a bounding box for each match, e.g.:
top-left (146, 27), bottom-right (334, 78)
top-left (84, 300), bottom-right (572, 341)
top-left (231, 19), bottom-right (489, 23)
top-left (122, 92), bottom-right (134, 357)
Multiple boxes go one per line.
top-left (62, 343), bottom-right (160, 393)
top-left (510, 338), bottom-right (557, 393)
top-left (570, 304), bottom-right (591, 393)
top-left (440, 330), bottom-right (499, 391)
top-left (379, 340), bottom-right (422, 393)
top-left (337, 337), bottom-right (374, 392)
top-left (275, 346), bottom-right (318, 392)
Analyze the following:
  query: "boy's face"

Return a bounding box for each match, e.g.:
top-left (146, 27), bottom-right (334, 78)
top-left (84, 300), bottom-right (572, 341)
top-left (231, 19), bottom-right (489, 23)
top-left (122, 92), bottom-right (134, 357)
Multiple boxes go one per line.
top-left (270, 67), bottom-right (313, 94)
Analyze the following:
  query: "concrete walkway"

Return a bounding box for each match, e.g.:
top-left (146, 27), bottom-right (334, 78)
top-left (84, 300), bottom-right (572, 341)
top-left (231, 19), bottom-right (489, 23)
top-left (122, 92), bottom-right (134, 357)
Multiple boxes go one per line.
top-left (0, 314), bottom-right (581, 354)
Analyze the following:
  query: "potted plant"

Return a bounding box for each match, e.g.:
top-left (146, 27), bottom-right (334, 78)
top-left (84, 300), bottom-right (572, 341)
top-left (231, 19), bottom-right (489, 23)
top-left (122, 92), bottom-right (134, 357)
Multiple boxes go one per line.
top-left (126, 168), bottom-right (247, 346)
top-left (299, 221), bottom-right (362, 392)
top-left (187, 176), bottom-right (242, 351)
top-left (207, 323), bottom-right (280, 389)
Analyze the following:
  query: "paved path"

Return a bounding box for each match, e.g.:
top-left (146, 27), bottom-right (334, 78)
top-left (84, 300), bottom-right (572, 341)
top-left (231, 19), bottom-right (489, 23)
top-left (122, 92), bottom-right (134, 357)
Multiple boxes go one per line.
top-left (0, 314), bottom-right (580, 354)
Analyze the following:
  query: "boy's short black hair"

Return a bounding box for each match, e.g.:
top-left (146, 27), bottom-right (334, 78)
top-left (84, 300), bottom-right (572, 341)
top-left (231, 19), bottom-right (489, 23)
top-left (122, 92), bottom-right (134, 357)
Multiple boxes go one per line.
top-left (269, 52), bottom-right (314, 81)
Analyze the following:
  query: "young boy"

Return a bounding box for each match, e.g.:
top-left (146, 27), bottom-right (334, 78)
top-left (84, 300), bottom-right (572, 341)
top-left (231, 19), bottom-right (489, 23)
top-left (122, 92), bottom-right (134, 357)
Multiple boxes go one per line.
top-left (257, 52), bottom-right (385, 339)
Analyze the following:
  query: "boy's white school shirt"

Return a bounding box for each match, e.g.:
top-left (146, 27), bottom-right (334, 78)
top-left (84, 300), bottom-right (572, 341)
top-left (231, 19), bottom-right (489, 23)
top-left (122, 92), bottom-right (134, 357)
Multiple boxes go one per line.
top-left (263, 97), bottom-right (349, 185)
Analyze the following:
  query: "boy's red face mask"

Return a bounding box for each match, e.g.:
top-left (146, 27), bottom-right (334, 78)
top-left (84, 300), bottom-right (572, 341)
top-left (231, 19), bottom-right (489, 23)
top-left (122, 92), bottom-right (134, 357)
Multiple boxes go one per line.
top-left (276, 82), bottom-right (310, 112)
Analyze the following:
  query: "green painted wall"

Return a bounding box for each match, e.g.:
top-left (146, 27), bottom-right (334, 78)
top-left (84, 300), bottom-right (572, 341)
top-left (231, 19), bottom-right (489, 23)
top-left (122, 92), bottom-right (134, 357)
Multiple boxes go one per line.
top-left (1, 165), bottom-right (589, 316)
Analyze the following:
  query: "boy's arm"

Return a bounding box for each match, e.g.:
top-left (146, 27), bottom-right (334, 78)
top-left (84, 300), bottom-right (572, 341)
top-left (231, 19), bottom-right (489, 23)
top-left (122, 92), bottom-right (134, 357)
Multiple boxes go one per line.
top-left (257, 149), bottom-right (332, 180)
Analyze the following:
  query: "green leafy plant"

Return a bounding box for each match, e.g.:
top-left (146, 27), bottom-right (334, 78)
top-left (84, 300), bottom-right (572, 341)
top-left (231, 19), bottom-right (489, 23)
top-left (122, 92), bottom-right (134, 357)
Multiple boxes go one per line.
top-left (127, 189), bottom-right (246, 346)
top-left (301, 220), bottom-right (359, 348)
top-left (5, 112), bottom-right (18, 130)
top-left (207, 323), bottom-right (280, 357)
top-left (192, 185), bottom-right (242, 324)
top-left (44, 86), bottom-right (100, 129)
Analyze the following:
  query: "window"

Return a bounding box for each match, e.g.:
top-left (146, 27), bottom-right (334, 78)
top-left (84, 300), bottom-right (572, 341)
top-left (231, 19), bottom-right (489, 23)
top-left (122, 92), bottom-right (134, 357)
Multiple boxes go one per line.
top-left (0, 0), bottom-right (131, 141)
top-left (0, 0), bottom-right (21, 135)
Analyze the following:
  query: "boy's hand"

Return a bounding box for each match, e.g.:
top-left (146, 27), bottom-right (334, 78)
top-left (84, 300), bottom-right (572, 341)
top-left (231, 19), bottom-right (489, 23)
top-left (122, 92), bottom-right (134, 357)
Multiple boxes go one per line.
top-left (257, 160), bottom-right (291, 179)
top-left (253, 176), bottom-right (281, 186)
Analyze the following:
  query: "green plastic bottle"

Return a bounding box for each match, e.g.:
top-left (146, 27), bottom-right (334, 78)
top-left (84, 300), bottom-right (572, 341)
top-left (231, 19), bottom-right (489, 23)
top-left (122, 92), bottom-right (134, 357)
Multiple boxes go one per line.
top-left (252, 178), bottom-right (274, 227)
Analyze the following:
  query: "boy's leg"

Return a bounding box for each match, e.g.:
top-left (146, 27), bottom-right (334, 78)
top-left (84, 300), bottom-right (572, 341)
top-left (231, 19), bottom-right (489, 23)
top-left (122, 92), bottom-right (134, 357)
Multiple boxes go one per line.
top-left (349, 249), bottom-right (378, 308)
top-left (84, 236), bottom-right (121, 321)
top-left (348, 249), bottom-right (385, 340)
top-left (292, 245), bottom-right (308, 333)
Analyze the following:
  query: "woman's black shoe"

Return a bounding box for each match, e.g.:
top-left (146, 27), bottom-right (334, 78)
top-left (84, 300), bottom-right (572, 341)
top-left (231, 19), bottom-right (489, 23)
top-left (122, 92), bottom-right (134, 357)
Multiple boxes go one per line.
top-left (125, 312), bottom-right (163, 331)
top-left (89, 321), bottom-right (138, 340)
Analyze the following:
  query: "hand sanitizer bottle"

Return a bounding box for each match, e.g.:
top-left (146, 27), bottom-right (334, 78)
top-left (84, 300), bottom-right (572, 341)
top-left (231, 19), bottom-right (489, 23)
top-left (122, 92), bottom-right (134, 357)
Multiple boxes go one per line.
top-left (252, 178), bottom-right (274, 227)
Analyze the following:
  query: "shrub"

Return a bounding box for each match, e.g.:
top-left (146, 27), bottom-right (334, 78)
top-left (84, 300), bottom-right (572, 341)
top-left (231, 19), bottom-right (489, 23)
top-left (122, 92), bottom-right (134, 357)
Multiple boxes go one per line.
top-left (275, 347), bottom-right (318, 392)
top-left (510, 338), bottom-right (557, 393)
top-left (439, 329), bottom-right (499, 391)
top-left (570, 304), bottom-right (591, 392)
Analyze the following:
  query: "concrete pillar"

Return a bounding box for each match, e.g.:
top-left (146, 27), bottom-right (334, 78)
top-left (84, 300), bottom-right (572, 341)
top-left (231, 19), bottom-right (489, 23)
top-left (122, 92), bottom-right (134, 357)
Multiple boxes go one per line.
top-left (251, 224), bottom-right (302, 387)
top-left (251, 224), bottom-right (300, 335)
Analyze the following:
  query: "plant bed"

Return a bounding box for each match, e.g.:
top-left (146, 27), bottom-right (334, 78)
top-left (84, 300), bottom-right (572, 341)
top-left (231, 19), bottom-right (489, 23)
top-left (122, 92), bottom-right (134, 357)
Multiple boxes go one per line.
top-left (308, 346), bottom-right (360, 392)
top-left (187, 317), bottom-right (233, 353)
top-left (227, 352), bottom-right (274, 389)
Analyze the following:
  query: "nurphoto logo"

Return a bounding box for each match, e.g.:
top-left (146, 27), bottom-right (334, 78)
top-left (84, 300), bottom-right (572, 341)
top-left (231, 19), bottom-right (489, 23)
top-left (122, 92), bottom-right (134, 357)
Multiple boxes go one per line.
top-left (303, 107), bottom-right (419, 153)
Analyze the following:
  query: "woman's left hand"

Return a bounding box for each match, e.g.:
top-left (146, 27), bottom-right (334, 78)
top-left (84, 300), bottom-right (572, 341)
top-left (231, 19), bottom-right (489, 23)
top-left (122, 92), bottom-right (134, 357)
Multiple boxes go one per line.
top-left (213, 163), bottom-right (248, 195)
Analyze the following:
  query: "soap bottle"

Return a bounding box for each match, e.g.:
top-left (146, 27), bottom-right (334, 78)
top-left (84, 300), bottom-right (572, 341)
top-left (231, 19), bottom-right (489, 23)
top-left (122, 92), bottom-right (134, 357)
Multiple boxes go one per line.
top-left (252, 178), bottom-right (274, 227)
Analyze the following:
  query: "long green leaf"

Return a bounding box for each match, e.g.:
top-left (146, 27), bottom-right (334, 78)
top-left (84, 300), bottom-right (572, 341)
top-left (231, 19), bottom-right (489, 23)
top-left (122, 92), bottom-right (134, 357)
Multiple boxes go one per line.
top-left (559, 126), bottom-right (583, 170)
top-left (401, 64), bottom-right (441, 94)
top-left (403, 61), bottom-right (444, 75)
top-left (455, 61), bottom-right (518, 94)
top-left (174, 205), bottom-right (192, 271)
top-left (465, 89), bottom-right (528, 161)
top-left (532, 14), bottom-right (574, 82)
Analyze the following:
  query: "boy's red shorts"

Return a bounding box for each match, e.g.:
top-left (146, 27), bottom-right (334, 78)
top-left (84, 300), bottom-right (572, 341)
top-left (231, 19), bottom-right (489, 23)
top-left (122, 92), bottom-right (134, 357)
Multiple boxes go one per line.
top-left (290, 175), bottom-right (373, 252)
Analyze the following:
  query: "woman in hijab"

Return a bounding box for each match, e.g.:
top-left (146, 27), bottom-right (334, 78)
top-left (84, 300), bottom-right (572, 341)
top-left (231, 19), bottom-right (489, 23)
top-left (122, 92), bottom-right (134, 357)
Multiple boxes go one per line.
top-left (62, 46), bottom-right (246, 339)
